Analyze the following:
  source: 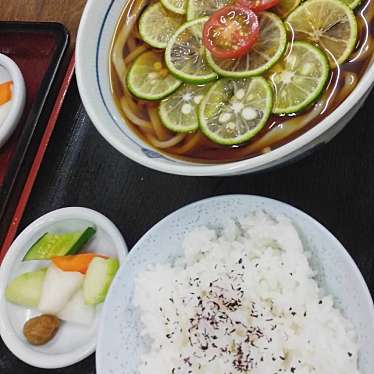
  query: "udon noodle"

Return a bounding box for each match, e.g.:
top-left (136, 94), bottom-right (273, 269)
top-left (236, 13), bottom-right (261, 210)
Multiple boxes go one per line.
top-left (110, 0), bottom-right (374, 162)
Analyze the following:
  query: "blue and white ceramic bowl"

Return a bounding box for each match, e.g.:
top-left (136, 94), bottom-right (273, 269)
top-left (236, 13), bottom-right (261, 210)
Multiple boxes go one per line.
top-left (76, 0), bottom-right (374, 176)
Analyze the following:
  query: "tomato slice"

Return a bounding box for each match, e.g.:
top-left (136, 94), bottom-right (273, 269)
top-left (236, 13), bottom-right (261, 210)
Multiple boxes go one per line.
top-left (203, 5), bottom-right (259, 60)
top-left (238, 0), bottom-right (280, 12)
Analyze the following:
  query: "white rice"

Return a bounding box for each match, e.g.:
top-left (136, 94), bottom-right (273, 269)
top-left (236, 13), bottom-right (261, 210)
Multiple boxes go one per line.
top-left (134, 212), bottom-right (360, 374)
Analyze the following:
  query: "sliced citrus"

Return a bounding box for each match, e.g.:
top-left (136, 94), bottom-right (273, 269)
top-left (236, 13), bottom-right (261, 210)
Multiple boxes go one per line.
top-left (341, 0), bottom-right (361, 9)
top-left (286, 0), bottom-right (358, 66)
top-left (139, 2), bottom-right (185, 49)
top-left (206, 12), bottom-right (287, 78)
top-left (127, 50), bottom-right (182, 101)
top-left (161, 0), bottom-right (188, 14)
top-left (165, 17), bottom-right (218, 84)
top-left (187, 0), bottom-right (232, 21)
top-left (268, 41), bottom-right (330, 114)
top-left (273, 0), bottom-right (301, 19)
top-left (159, 84), bottom-right (211, 132)
top-left (199, 77), bottom-right (273, 145)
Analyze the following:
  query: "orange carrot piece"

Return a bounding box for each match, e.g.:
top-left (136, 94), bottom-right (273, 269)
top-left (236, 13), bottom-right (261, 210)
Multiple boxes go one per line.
top-left (52, 253), bottom-right (109, 274)
top-left (0, 81), bottom-right (13, 105)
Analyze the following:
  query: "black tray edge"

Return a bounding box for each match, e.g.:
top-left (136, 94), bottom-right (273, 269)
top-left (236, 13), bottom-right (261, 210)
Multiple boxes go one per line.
top-left (0, 22), bottom-right (69, 244)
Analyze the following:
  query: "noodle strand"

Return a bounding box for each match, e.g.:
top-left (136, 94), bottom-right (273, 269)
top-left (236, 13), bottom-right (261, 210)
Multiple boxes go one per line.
top-left (169, 133), bottom-right (204, 155)
top-left (124, 44), bottom-right (149, 65)
top-left (127, 35), bottom-right (137, 52)
top-left (120, 97), bottom-right (153, 130)
top-left (147, 105), bottom-right (173, 141)
top-left (146, 133), bottom-right (186, 149)
top-left (112, 0), bottom-right (148, 82)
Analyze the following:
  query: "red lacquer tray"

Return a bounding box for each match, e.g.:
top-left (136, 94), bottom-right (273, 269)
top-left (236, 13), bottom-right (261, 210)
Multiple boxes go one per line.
top-left (0, 22), bottom-right (69, 246)
top-left (0, 55), bottom-right (75, 262)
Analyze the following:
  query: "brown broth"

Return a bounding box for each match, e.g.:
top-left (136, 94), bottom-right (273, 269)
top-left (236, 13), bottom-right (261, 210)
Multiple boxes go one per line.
top-left (110, 0), bottom-right (374, 163)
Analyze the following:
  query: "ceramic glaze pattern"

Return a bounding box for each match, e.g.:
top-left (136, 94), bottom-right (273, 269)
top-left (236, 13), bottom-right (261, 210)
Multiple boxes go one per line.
top-left (96, 195), bottom-right (374, 374)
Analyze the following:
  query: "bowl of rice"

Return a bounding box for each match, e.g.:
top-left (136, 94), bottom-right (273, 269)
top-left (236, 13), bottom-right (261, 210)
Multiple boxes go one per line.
top-left (96, 195), bottom-right (374, 374)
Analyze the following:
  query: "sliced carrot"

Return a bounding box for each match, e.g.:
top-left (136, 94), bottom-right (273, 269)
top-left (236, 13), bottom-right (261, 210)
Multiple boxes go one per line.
top-left (0, 81), bottom-right (13, 105)
top-left (52, 253), bottom-right (109, 274)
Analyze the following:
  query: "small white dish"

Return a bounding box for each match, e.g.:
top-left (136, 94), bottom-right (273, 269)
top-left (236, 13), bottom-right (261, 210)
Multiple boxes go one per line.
top-left (96, 195), bottom-right (374, 373)
top-left (0, 207), bottom-right (127, 369)
top-left (0, 53), bottom-right (26, 148)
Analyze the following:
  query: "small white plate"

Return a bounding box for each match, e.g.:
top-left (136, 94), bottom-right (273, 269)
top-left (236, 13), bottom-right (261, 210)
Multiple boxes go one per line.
top-left (96, 195), bottom-right (374, 374)
top-left (0, 207), bottom-right (127, 369)
top-left (0, 53), bottom-right (26, 148)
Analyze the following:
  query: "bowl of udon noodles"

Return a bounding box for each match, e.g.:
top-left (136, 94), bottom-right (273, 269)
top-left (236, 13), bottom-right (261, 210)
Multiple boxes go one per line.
top-left (76, 0), bottom-right (374, 176)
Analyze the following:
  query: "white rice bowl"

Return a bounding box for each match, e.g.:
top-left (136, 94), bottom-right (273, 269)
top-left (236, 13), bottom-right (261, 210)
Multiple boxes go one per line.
top-left (96, 195), bottom-right (374, 374)
top-left (134, 212), bottom-right (359, 374)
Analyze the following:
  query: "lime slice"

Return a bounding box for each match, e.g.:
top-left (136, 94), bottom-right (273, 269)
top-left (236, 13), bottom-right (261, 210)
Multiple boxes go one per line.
top-left (127, 50), bottom-right (182, 100)
top-left (159, 84), bottom-right (210, 132)
top-left (161, 0), bottom-right (188, 14)
top-left (206, 12), bottom-right (287, 78)
top-left (268, 41), bottom-right (330, 114)
top-left (286, 0), bottom-right (358, 66)
top-left (187, 0), bottom-right (232, 20)
top-left (341, 0), bottom-right (362, 9)
top-left (165, 17), bottom-right (218, 84)
top-left (139, 2), bottom-right (185, 49)
top-left (199, 77), bottom-right (273, 145)
top-left (274, 0), bottom-right (301, 19)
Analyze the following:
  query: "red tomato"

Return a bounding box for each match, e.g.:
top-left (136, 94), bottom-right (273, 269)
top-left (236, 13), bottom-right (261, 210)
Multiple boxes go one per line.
top-left (238, 0), bottom-right (280, 12)
top-left (203, 5), bottom-right (260, 60)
